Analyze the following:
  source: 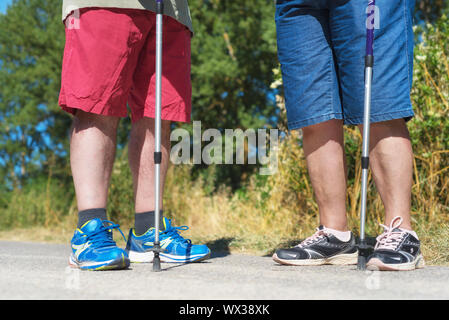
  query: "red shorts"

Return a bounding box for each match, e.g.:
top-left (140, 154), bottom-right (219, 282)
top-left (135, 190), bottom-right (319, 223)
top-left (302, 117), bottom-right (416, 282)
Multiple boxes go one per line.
top-left (59, 8), bottom-right (192, 123)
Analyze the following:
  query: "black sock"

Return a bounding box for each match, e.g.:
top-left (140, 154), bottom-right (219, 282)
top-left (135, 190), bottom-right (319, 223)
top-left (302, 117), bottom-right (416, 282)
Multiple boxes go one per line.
top-left (135, 210), bottom-right (164, 235)
top-left (77, 208), bottom-right (107, 228)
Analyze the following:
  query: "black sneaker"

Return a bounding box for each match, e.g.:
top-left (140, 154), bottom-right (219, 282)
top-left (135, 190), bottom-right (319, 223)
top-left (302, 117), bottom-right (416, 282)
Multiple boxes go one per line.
top-left (367, 216), bottom-right (425, 271)
top-left (272, 226), bottom-right (358, 266)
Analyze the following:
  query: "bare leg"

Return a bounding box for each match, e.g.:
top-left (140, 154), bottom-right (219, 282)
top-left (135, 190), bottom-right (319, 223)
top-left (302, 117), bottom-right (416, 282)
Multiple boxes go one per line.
top-left (128, 117), bottom-right (171, 213)
top-left (70, 111), bottom-right (120, 211)
top-left (358, 119), bottom-right (413, 230)
top-left (302, 119), bottom-right (349, 231)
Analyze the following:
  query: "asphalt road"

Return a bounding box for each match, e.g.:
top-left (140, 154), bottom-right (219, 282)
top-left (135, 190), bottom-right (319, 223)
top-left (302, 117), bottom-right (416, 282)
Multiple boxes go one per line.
top-left (0, 241), bottom-right (448, 300)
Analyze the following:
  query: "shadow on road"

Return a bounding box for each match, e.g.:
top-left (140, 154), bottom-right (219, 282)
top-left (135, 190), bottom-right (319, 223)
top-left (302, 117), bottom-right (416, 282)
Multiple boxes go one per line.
top-left (153, 237), bottom-right (235, 272)
top-left (206, 237), bottom-right (234, 259)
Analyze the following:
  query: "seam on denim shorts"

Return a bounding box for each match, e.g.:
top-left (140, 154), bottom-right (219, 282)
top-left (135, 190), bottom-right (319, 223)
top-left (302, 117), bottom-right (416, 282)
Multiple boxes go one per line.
top-left (288, 112), bottom-right (343, 130)
top-left (343, 108), bottom-right (414, 125)
top-left (403, 0), bottom-right (412, 96)
top-left (327, 37), bottom-right (335, 118)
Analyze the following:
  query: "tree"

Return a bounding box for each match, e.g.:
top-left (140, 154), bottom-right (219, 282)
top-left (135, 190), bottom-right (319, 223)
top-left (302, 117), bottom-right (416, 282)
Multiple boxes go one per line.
top-left (415, 0), bottom-right (449, 23)
top-left (187, 0), bottom-right (279, 188)
top-left (0, 0), bottom-right (68, 188)
top-left (189, 0), bottom-right (278, 130)
top-left (0, 0), bottom-right (446, 191)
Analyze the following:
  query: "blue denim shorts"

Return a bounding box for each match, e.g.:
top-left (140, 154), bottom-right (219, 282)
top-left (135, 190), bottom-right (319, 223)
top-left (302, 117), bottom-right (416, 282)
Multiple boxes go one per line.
top-left (275, 0), bottom-right (416, 130)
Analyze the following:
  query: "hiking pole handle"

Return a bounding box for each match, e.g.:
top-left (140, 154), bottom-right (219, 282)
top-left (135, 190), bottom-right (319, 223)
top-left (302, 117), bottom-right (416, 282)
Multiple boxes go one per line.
top-left (156, 0), bottom-right (163, 14)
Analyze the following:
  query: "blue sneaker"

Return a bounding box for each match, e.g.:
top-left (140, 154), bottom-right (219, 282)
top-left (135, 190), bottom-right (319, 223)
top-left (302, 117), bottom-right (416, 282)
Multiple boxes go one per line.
top-left (126, 217), bottom-right (211, 263)
top-left (69, 219), bottom-right (130, 271)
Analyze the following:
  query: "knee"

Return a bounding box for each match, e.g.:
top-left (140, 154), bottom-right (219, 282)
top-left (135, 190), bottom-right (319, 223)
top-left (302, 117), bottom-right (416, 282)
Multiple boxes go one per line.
top-left (361, 119), bottom-right (410, 141)
top-left (302, 119), bottom-right (343, 136)
top-left (72, 110), bottom-right (120, 132)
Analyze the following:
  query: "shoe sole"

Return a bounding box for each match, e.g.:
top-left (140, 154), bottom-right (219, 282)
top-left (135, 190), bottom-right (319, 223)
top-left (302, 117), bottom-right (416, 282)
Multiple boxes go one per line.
top-left (128, 250), bottom-right (211, 264)
top-left (366, 254), bottom-right (425, 271)
top-left (272, 251), bottom-right (358, 266)
top-left (69, 254), bottom-right (130, 271)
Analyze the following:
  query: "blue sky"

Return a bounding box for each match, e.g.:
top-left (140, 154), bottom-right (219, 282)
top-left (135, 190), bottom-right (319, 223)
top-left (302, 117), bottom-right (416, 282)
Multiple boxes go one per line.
top-left (0, 0), bottom-right (12, 14)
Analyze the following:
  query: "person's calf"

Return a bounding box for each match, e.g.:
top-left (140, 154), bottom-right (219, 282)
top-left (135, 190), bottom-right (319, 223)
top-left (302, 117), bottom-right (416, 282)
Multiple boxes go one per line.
top-left (70, 111), bottom-right (120, 211)
top-left (128, 118), bottom-right (171, 214)
top-left (359, 119), bottom-right (414, 230)
top-left (302, 120), bottom-right (349, 231)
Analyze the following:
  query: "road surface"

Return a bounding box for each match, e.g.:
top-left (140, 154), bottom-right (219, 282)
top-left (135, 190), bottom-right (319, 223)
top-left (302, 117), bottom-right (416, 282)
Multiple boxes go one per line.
top-left (0, 241), bottom-right (448, 300)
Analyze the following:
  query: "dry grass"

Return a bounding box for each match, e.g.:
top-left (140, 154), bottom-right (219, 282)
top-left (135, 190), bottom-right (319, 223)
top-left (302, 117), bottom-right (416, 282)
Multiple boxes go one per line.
top-left (161, 128), bottom-right (449, 265)
top-left (3, 124), bottom-right (446, 265)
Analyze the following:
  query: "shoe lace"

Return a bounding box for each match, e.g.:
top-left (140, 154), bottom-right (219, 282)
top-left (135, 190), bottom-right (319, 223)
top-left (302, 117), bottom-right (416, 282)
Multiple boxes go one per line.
top-left (375, 216), bottom-right (406, 251)
top-left (161, 219), bottom-right (192, 245)
top-left (83, 220), bottom-right (127, 248)
top-left (296, 227), bottom-right (329, 248)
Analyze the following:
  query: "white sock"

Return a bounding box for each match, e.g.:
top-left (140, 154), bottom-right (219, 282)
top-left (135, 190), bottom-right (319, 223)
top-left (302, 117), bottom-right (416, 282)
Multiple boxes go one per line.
top-left (325, 227), bottom-right (352, 242)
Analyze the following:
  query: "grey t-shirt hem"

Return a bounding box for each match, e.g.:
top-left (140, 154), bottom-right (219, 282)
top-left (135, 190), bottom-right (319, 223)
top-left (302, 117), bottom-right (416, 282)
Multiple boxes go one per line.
top-left (62, 0), bottom-right (193, 32)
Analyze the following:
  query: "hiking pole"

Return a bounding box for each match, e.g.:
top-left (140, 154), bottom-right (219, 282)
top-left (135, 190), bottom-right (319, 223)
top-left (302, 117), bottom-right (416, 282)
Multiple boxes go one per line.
top-left (358, 0), bottom-right (376, 271)
top-left (152, 0), bottom-right (164, 272)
